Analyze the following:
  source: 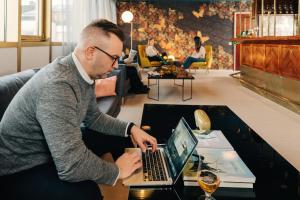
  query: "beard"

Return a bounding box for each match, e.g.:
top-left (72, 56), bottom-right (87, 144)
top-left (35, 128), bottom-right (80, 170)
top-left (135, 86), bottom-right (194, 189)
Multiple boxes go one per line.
top-left (91, 63), bottom-right (112, 79)
top-left (94, 71), bottom-right (111, 79)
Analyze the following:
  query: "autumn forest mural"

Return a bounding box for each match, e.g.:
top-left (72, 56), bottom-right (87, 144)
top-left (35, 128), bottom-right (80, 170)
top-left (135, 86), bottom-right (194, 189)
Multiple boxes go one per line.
top-left (117, 0), bottom-right (250, 69)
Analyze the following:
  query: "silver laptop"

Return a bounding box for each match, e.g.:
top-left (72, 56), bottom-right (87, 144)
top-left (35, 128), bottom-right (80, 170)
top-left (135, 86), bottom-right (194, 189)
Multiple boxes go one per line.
top-left (123, 117), bottom-right (198, 186)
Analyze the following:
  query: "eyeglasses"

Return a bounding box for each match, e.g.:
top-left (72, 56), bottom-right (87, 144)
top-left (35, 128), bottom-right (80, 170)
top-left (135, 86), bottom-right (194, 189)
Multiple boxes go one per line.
top-left (93, 46), bottom-right (120, 67)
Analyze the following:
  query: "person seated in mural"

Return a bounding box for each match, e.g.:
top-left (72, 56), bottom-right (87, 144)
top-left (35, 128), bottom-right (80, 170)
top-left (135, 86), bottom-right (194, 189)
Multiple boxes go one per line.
top-left (145, 38), bottom-right (168, 64)
top-left (120, 50), bottom-right (150, 94)
top-left (182, 36), bottom-right (206, 69)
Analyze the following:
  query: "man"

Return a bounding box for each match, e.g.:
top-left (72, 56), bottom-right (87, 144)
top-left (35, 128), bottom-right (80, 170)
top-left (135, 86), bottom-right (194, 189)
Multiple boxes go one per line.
top-left (145, 38), bottom-right (168, 65)
top-left (0, 19), bottom-right (157, 199)
top-left (119, 52), bottom-right (149, 94)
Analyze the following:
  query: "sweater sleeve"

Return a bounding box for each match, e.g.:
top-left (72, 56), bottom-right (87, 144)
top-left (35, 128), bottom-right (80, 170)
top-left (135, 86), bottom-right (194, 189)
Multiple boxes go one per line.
top-left (36, 81), bottom-right (119, 185)
top-left (83, 95), bottom-right (128, 137)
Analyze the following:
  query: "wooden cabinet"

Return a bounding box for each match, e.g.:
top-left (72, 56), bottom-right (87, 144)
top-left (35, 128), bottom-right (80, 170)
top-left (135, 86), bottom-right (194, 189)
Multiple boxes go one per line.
top-left (279, 45), bottom-right (300, 79)
top-left (238, 36), bottom-right (300, 80)
top-left (265, 44), bottom-right (279, 74)
top-left (234, 36), bottom-right (300, 114)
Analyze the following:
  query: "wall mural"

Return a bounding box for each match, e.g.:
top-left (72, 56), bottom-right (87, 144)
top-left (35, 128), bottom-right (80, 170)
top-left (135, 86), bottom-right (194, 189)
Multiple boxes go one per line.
top-left (117, 1), bottom-right (250, 69)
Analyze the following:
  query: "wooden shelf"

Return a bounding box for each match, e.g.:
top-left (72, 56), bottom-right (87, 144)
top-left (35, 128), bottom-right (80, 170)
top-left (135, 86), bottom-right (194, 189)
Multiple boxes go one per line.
top-left (232, 36), bottom-right (300, 45)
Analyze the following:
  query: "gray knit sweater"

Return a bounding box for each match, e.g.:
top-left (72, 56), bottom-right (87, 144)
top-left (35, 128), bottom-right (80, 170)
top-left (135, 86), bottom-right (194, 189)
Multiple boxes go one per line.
top-left (0, 55), bottom-right (128, 185)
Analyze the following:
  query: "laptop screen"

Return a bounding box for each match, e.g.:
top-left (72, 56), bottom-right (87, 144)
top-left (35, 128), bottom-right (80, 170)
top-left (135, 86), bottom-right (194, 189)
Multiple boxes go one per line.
top-left (164, 117), bottom-right (198, 181)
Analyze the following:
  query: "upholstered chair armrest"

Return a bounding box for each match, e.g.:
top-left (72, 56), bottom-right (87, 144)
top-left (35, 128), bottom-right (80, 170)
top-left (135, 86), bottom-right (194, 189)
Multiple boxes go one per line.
top-left (0, 69), bottom-right (38, 121)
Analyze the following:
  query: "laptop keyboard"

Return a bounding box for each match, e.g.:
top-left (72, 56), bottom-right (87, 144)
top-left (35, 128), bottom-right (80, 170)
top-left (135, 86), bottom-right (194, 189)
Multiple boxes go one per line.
top-left (142, 149), bottom-right (168, 181)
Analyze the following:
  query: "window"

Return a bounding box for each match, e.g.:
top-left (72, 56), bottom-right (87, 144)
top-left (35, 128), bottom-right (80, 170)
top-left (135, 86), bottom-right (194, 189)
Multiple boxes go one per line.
top-left (0, 0), bottom-right (18, 42)
top-left (21, 0), bottom-right (45, 41)
top-left (51, 0), bottom-right (73, 43)
top-left (0, 0), bottom-right (5, 41)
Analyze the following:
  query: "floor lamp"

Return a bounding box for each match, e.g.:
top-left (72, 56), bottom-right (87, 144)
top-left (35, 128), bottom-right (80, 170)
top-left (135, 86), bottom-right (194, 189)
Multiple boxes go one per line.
top-left (121, 11), bottom-right (134, 50)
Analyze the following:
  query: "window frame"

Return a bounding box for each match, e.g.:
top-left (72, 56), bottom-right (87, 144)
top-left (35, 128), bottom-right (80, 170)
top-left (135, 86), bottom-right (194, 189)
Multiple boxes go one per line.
top-left (21, 0), bottom-right (47, 42)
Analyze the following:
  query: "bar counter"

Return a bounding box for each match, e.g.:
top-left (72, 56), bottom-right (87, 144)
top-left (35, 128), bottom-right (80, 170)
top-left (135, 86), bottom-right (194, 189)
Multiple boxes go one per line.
top-left (233, 36), bottom-right (300, 45)
top-left (233, 36), bottom-right (300, 114)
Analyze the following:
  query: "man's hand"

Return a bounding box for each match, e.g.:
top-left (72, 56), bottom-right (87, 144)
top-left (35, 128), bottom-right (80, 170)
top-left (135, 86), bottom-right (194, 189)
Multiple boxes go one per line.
top-left (115, 152), bottom-right (142, 179)
top-left (130, 125), bottom-right (157, 152)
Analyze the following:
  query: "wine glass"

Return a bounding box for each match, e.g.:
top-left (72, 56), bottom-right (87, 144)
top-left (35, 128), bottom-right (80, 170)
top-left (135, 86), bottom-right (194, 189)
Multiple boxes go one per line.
top-left (289, 3), bottom-right (294, 14)
top-left (283, 2), bottom-right (289, 14)
top-left (197, 158), bottom-right (220, 200)
top-left (278, 4), bottom-right (283, 14)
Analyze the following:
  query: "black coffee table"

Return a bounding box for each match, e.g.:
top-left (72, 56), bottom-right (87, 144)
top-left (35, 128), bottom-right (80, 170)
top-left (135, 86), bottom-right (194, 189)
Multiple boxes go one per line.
top-left (128, 104), bottom-right (300, 200)
top-left (147, 71), bottom-right (194, 101)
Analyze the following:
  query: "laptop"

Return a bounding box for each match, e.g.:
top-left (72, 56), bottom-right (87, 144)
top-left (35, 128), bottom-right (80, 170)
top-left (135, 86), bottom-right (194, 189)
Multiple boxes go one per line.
top-left (123, 117), bottom-right (198, 186)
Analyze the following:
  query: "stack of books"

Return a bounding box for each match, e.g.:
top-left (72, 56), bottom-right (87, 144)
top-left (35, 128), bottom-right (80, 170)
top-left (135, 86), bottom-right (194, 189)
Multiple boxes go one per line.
top-left (183, 130), bottom-right (256, 188)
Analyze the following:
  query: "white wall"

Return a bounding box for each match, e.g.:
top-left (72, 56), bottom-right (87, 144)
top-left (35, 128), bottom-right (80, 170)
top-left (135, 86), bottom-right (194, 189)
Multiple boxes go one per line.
top-left (0, 48), bottom-right (17, 76)
top-left (0, 45), bottom-right (64, 76)
top-left (21, 47), bottom-right (50, 70)
top-left (51, 46), bottom-right (64, 61)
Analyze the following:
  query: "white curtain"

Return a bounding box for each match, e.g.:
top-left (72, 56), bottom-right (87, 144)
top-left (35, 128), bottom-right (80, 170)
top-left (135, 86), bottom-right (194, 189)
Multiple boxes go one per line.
top-left (61, 0), bottom-right (117, 55)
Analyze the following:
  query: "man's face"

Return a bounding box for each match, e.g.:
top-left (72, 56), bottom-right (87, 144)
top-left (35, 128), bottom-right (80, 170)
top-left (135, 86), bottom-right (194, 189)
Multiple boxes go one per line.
top-left (88, 34), bottom-right (123, 79)
top-left (150, 39), bottom-right (155, 46)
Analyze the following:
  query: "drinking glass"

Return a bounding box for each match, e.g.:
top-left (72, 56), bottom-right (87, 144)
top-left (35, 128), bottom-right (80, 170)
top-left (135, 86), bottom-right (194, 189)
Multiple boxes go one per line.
top-left (290, 2), bottom-right (295, 14)
top-left (197, 159), bottom-right (220, 200)
top-left (278, 4), bottom-right (283, 14)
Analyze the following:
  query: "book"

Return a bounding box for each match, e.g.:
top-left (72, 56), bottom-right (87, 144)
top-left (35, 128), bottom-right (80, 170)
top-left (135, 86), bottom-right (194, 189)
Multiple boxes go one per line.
top-left (193, 130), bottom-right (234, 150)
top-left (183, 148), bottom-right (256, 188)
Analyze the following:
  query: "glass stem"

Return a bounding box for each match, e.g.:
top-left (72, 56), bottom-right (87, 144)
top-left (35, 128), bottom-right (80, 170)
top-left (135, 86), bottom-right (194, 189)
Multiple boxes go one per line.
top-left (205, 192), bottom-right (212, 199)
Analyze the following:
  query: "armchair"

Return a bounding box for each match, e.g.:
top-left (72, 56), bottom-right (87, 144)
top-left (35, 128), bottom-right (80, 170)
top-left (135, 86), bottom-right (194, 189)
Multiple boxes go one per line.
top-left (190, 45), bottom-right (213, 72)
top-left (138, 45), bottom-right (161, 68)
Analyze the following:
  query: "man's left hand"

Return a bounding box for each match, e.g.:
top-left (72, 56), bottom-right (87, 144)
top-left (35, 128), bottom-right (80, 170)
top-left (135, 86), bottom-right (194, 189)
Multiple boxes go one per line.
top-left (130, 125), bottom-right (157, 152)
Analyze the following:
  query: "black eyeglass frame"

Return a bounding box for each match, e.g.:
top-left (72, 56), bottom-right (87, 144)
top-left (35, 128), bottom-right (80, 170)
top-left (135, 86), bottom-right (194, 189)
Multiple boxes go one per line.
top-left (93, 46), bottom-right (120, 67)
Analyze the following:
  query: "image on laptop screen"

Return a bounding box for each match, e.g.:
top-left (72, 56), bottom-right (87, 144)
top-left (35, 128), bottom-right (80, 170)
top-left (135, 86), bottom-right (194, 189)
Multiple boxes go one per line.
top-left (165, 118), bottom-right (197, 179)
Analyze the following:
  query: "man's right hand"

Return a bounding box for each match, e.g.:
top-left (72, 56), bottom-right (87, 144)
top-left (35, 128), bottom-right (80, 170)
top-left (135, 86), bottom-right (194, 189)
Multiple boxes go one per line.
top-left (115, 152), bottom-right (142, 179)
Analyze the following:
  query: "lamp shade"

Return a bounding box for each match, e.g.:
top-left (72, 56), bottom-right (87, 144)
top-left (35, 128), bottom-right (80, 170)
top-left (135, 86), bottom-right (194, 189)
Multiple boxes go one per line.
top-left (121, 11), bottom-right (133, 23)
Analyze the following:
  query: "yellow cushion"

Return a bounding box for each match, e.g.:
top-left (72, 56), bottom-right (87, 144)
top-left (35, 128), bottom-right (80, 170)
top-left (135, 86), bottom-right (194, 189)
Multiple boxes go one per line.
top-left (138, 45), bottom-right (162, 68)
top-left (190, 62), bottom-right (207, 67)
top-left (190, 45), bottom-right (213, 70)
top-left (150, 61), bottom-right (161, 66)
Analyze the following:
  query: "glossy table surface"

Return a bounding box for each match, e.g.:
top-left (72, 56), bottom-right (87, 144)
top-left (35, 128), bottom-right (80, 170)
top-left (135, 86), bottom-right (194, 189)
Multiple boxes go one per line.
top-left (128, 104), bottom-right (300, 200)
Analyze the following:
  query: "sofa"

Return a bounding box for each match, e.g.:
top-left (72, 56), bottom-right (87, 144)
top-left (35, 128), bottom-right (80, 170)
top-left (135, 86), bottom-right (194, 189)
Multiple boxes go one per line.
top-left (0, 66), bottom-right (128, 121)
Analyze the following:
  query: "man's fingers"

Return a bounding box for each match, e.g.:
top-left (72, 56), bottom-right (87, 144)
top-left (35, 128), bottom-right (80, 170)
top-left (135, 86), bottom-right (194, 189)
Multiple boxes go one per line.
top-left (147, 137), bottom-right (157, 152)
top-left (138, 142), bottom-right (147, 152)
top-left (133, 130), bottom-right (158, 152)
top-left (127, 152), bottom-right (142, 173)
top-left (152, 138), bottom-right (157, 151)
top-left (132, 162), bottom-right (142, 173)
top-left (130, 135), bottom-right (138, 147)
top-left (131, 154), bottom-right (141, 164)
top-left (141, 137), bottom-right (157, 152)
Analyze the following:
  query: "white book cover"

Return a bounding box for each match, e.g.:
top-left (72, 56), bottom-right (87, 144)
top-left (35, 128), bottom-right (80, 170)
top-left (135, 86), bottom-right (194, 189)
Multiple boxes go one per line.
top-left (193, 130), bottom-right (234, 150)
top-left (183, 148), bottom-right (256, 184)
